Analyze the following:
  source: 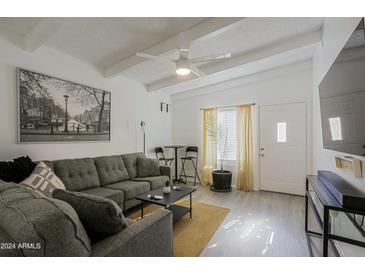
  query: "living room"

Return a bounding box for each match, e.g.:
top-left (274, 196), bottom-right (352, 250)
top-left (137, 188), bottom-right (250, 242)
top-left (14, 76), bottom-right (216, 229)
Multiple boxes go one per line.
top-left (1, 1), bottom-right (365, 273)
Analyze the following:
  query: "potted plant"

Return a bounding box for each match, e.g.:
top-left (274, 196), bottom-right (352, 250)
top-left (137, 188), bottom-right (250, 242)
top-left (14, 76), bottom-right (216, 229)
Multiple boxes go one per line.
top-left (207, 122), bottom-right (233, 192)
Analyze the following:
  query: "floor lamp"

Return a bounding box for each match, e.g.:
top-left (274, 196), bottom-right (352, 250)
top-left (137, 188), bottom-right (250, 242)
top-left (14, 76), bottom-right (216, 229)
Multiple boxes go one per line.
top-left (140, 121), bottom-right (146, 154)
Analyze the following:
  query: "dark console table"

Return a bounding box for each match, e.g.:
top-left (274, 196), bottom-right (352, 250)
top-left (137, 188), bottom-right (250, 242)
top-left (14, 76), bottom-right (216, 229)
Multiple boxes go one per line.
top-left (306, 173), bottom-right (365, 256)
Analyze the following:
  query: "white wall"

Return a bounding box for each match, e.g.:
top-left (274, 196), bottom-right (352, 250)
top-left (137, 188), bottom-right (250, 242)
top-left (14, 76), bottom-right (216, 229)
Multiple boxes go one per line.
top-left (0, 36), bottom-right (172, 161)
top-left (312, 17), bottom-right (365, 257)
top-left (171, 60), bottom-right (313, 189)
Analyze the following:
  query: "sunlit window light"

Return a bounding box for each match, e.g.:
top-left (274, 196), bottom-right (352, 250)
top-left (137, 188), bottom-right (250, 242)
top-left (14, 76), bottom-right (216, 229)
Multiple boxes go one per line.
top-left (329, 117), bottom-right (342, 141)
top-left (277, 122), bottom-right (287, 143)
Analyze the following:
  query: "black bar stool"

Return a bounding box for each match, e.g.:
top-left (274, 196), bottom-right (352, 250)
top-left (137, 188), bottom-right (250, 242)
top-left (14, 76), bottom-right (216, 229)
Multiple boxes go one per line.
top-left (179, 146), bottom-right (201, 185)
top-left (155, 147), bottom-right (174, 167)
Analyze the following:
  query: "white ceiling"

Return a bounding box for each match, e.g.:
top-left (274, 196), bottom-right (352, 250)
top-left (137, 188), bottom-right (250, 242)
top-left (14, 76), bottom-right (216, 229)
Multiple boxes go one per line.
top-left (125, 17), bottom-right (323, 84)
top-left (0, 17), bottom-right (324, 94)
top-left (45, 17), bottom-right (208, 69)
top-left (0, 17), bottom-right (207, 67)
top-left (189, 17), bottom-right (322, 58)
top-left (0, 17), bottom-right (40, 35)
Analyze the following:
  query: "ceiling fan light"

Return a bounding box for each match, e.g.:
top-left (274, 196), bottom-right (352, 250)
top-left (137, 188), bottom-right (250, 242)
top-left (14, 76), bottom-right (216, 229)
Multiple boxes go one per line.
top-left (176, 68), bottom-right (191, 76)
top-left (176, 59), bottom-right (191, 76)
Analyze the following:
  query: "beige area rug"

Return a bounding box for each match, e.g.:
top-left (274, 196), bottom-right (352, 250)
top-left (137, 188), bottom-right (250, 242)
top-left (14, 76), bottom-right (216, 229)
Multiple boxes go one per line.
top-left (129, 200), bottom-right (230, 256)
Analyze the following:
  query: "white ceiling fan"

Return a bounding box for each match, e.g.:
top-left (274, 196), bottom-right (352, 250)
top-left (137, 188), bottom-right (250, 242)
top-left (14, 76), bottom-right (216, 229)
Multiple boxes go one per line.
top-left (136, 32), bottom-right (231, 77)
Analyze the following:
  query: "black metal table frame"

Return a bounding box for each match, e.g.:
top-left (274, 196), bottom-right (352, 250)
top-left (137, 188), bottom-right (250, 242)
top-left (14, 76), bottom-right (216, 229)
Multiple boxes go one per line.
top-left (305, 177), bottom-right (365, 257)
top-left (140, 192), bottom-right (193, 222)
top-left (164, 145), bottom-right (186, 185)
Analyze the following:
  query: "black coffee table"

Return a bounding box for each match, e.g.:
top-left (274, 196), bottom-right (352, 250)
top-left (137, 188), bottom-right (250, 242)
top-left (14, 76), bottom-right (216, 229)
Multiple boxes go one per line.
top-left (135, 186), bottom-right (196, 223)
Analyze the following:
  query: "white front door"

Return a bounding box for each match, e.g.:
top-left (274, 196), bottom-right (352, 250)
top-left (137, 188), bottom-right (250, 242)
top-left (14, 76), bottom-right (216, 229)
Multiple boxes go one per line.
top-left (259, 103), bottom-right (307, 195)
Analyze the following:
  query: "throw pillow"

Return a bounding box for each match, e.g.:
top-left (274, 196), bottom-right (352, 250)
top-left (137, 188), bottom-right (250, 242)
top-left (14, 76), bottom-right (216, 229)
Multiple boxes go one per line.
top-left (137, 157), bottom-right (161, 177)
top-left (20, 162), bottom-right (65, 197)
top-left (52, 189), bottom-right (127, 242)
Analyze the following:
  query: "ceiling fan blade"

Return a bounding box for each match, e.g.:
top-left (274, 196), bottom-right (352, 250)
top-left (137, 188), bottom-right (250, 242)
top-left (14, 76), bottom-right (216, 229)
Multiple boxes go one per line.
top-left (136, 52), bottom-right (175, 64)
top-left (190, 53), bottom-right (231, 63)
top-left (190, 65), bottom-right (206, 78)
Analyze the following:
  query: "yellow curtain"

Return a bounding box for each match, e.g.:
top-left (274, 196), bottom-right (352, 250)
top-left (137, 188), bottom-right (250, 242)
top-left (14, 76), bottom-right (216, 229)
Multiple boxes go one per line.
top-left (201, 108), bottom-right (217, 186)
top-left (236, 104), bottom-right (253, 191)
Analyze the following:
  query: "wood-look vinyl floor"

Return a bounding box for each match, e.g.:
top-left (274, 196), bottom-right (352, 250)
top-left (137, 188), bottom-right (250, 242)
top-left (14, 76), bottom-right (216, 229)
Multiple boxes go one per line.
top-left (179, 183), bottom-right (337, 257)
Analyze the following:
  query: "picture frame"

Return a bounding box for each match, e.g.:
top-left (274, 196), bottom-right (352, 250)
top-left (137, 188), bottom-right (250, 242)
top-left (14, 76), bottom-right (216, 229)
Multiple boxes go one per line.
top-left (17, 68), bottom-right (111, 143)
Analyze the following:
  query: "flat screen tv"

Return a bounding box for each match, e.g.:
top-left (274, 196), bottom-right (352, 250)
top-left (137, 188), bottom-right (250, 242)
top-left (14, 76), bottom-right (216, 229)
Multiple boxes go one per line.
top-left (319, 19), bottom-right (365, 157)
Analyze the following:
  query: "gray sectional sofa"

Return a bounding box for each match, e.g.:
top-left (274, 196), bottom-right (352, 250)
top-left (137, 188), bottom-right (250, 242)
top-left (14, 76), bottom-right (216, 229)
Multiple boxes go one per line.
top-left (0, 152), bottom-right (173, 257)
top-left (46, 152), bottom-right (170, 211)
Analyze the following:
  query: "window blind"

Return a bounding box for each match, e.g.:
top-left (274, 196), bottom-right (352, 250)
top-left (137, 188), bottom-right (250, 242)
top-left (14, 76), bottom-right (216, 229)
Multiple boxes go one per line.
top-left (217, 108), bottom-right (236, 161)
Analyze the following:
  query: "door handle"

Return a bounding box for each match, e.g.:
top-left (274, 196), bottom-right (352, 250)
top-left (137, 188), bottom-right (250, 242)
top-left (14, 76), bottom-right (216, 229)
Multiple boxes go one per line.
top-left (260, 154), bottom-right (264, 157)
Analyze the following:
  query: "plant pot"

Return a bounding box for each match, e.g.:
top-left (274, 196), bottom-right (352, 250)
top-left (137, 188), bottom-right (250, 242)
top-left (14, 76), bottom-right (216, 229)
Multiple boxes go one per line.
top-left (211, 169), bottom-right (232, 192)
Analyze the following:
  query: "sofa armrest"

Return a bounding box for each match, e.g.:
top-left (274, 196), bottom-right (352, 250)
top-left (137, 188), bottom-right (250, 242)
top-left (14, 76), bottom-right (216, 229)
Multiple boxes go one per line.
top-left (159, 166), bottom-right (171, 184)
top-left (91, 209), bottom-right (173, 257)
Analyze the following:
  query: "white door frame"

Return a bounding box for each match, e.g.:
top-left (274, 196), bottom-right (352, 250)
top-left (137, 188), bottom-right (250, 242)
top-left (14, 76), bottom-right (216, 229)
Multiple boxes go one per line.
top-left (258, 102), bottom-right (307, 195)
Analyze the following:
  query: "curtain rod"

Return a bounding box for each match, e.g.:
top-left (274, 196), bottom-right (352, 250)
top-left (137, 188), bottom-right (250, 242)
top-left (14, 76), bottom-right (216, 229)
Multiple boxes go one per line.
top-left (200, 103), bottom-right (256, 110)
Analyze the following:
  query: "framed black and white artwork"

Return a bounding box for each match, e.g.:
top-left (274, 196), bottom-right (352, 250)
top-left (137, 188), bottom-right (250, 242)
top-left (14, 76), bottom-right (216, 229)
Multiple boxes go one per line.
top-left (17, 68), bottom-right (111, 143)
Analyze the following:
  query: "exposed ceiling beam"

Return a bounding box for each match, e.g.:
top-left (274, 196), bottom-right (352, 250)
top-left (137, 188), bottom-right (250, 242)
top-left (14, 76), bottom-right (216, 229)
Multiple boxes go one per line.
top-left (146, 30), bottom-right (321, 93)
top-left (0, 28), bottom-right (24, 49)
top-left (171, 60), bottom-right (312, 101)
top-left (103, 17), bottom-right (244, 78)
top-left (0, 18), bottom-right (66, 52)
top-left (23, 18), bottom-right (66, 52)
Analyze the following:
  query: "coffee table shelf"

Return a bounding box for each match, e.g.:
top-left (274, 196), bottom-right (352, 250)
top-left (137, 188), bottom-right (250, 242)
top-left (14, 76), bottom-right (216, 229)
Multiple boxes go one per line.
top-left (168, 204), bottom-right (191, 222)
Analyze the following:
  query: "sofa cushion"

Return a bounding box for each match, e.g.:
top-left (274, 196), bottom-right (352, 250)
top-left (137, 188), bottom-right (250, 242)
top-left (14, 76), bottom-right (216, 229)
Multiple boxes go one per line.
top-left (42, 160), bottom-right (54, 171)
top-left (132, 176), bottom-right (169, 190)
top-left (122, 152), bottom-right (146, 179)
top-left (137, 157), bottom-right (161, 177)
top-left (94, 155), bottom-right (129, 186)
top-left (20, 162), bottom-right (66, 197)
top-left (105, 180), bottom-right (150, 200)
top-left (80, 187), bottom-right (124, 207)
top-left (0, 181), bottom-right (91, 257)
top-left (53, 189), bottom-right (127, 243)
top-left (52, 158), bottom-right (100, 191)
top-left (124, 199), bottom-right (142, 210)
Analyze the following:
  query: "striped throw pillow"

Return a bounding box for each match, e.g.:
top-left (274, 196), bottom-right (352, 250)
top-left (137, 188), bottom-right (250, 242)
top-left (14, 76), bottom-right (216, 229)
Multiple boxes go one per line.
top-left (20, 162), bottom-right (65, 197)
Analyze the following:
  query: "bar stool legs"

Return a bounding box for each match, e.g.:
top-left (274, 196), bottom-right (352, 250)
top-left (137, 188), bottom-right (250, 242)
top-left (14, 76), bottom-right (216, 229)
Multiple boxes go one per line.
top-left (179, 157), bottom-right (201, 186)
top-left (192, 160), bottom-right (201, 185)
top-left (180, 158), bottom-right (187, 183)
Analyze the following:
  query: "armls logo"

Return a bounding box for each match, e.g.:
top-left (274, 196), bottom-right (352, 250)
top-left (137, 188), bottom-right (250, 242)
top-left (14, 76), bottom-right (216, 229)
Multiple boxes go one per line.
top-left (17, 243), bottom-right (42, 250)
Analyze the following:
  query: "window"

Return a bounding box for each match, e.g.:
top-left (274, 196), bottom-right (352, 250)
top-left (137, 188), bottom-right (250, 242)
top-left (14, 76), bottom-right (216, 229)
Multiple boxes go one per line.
top-left (217, 108), bottom-right (236, 161)
top-left (277, 122), bottom-right (287, 143)
top-left (329, 117), bottom-right (342, 141)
